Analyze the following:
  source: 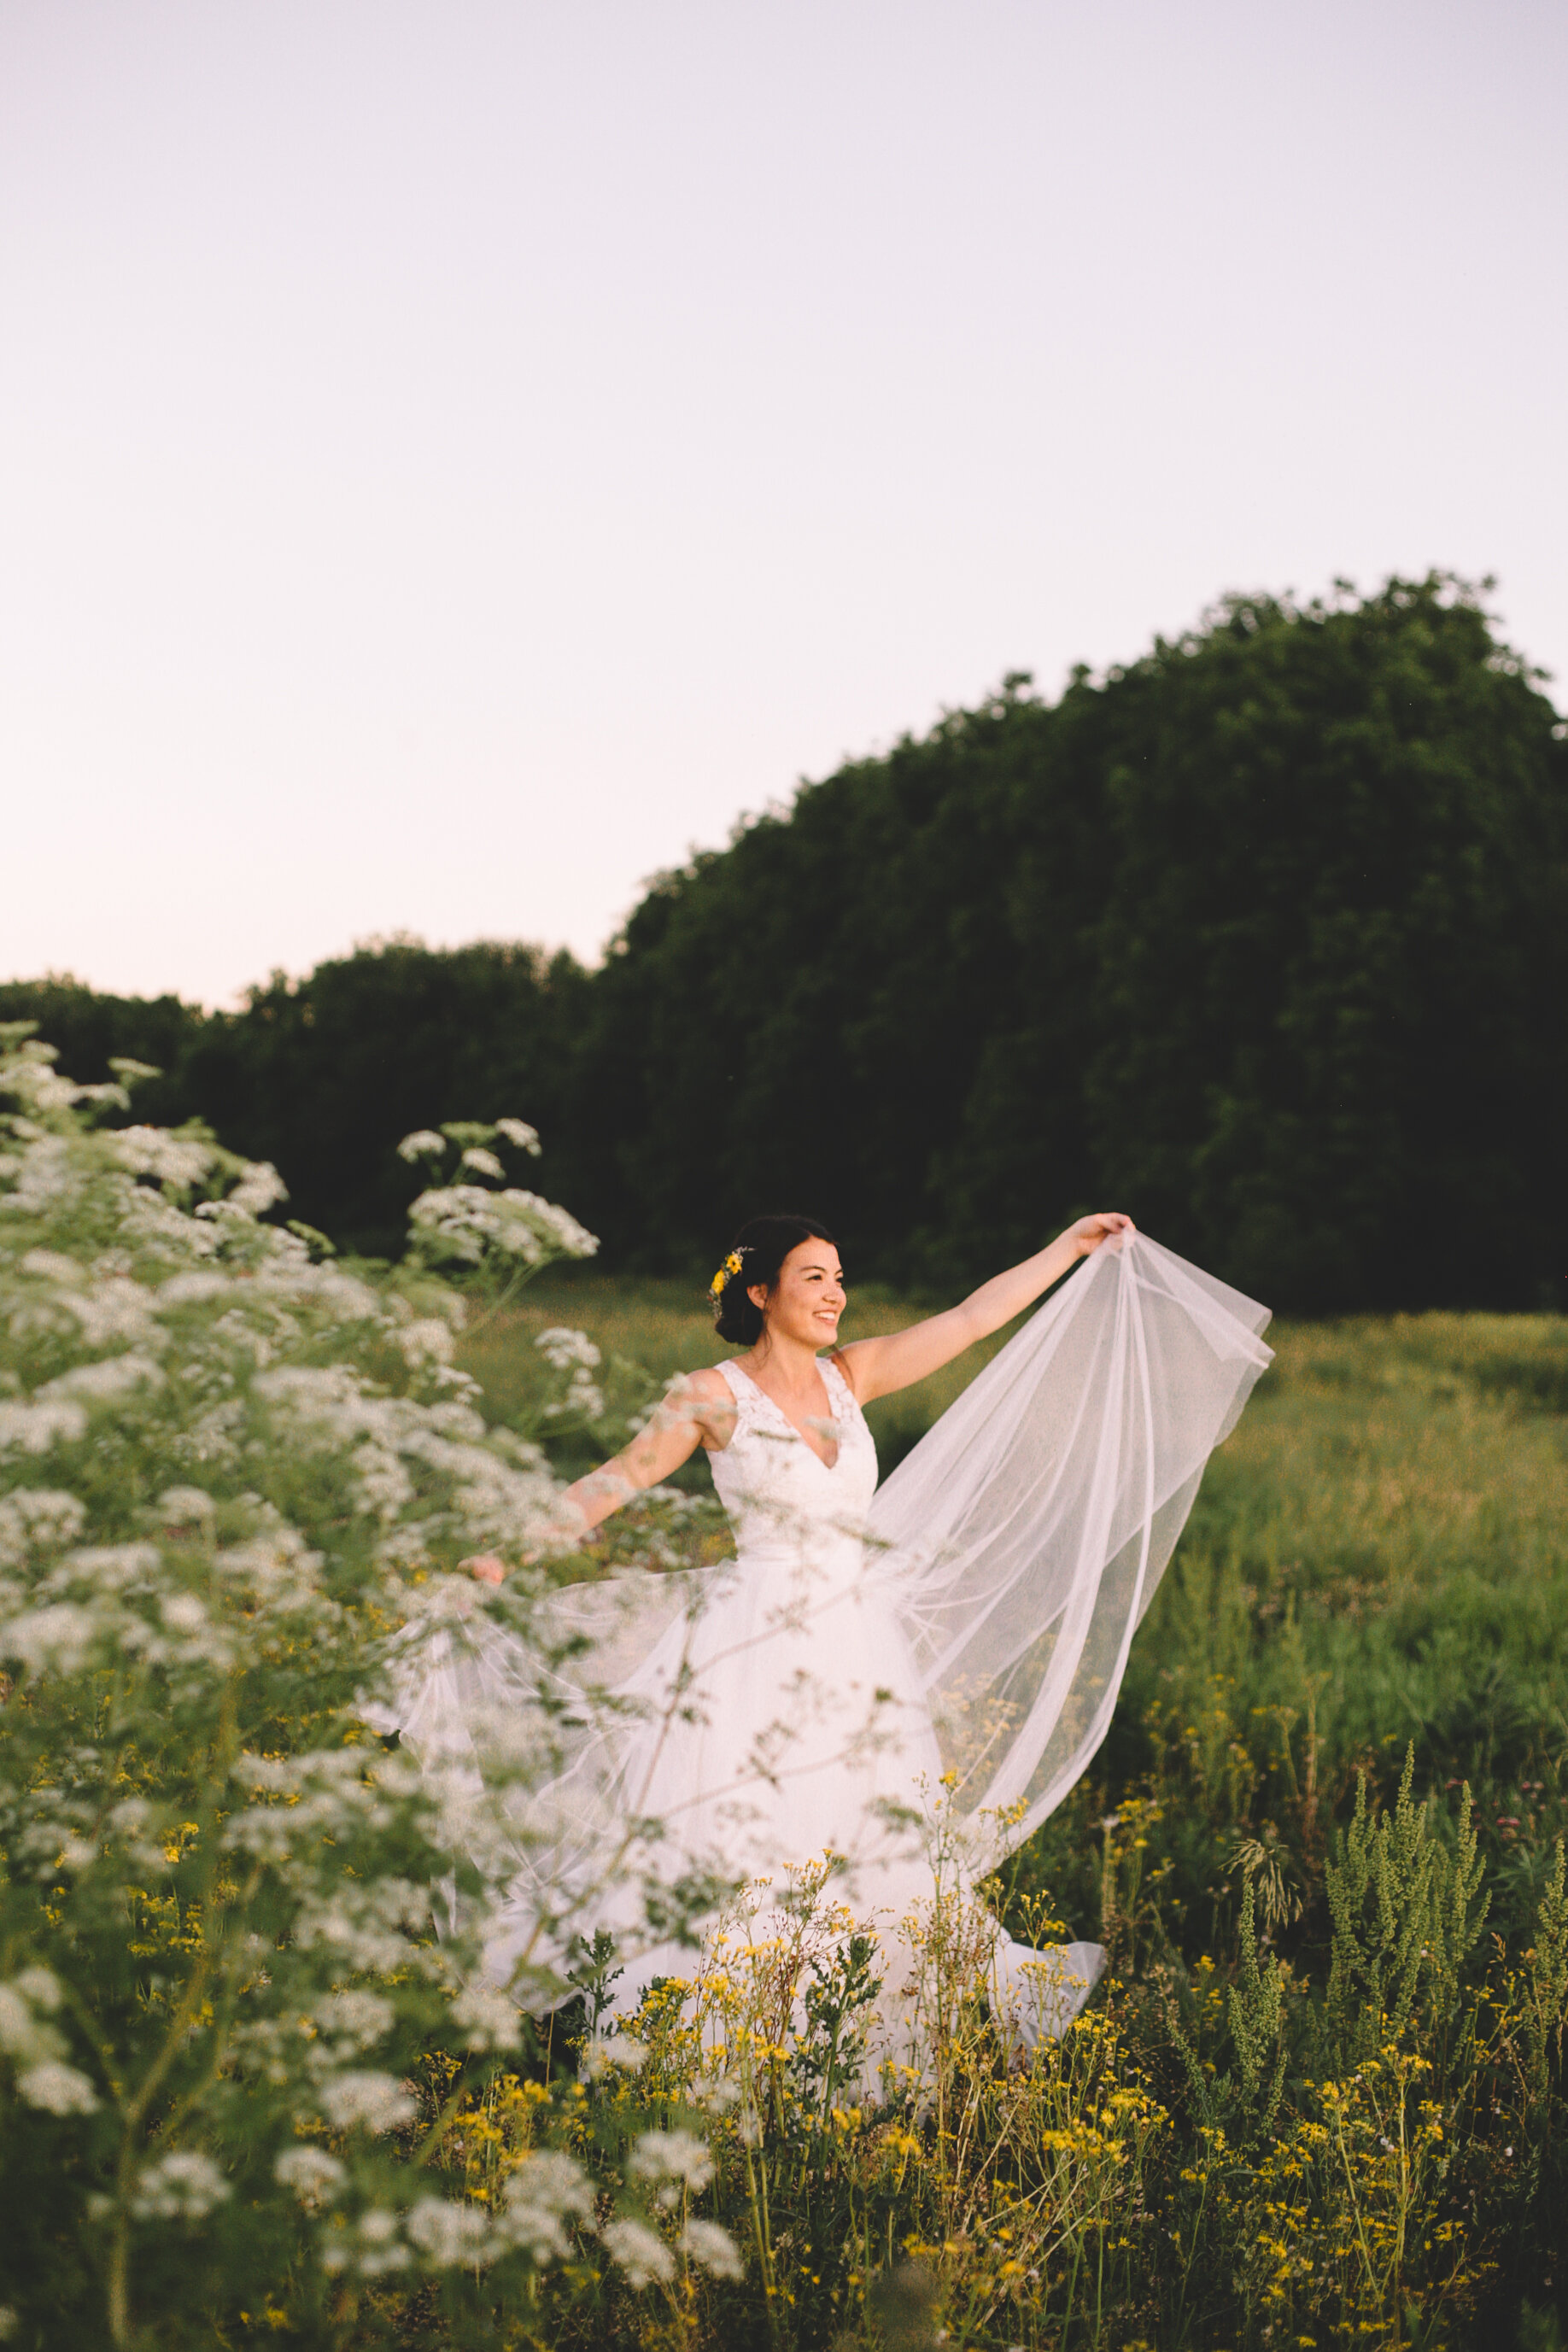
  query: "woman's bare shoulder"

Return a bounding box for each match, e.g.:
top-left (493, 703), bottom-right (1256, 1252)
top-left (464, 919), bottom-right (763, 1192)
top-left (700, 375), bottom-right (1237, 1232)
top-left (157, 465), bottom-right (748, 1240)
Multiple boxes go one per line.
top-left (670, 1362), bottom-right (738, 1450)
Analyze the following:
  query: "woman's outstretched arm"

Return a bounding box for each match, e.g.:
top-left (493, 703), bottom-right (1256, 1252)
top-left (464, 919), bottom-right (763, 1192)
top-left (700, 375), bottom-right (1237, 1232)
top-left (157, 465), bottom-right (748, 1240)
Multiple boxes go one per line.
top-left (833, 1213), bottom-right (1134, 1406)
top-left (469, 1366), bottom-right (734, 1583)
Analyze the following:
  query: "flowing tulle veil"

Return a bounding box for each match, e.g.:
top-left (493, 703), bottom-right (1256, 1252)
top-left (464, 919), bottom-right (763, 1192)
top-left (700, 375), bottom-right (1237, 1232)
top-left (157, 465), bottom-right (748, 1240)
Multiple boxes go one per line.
top-left (867, 1232), bottom-right (1273, 1852)
top-left (377, 1232), bottom-right (1272, 2025)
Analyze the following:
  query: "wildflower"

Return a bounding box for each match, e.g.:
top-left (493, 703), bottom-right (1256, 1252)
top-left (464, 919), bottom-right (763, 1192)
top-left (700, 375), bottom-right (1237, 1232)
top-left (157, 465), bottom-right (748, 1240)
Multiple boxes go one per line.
top-left (0, 1975), bottom-right (63, 2062)
top-left (405, 2197), bottom-right (495, 2267)
top-left (396, 1131), bottom-right (447, 1161)
top-left (0, 1399), bottom-right (87, 1454)
top-left (395, 1318), bottom-right (455, 1366)
top-left (449, 1983), bottom-right (522, 2051)
top-left (407, 1183), bottom-right (597, 1267)
top-left (274, 2147), bottom-right (347, 2209)
top-left (312, 1990), bottom-right (395, 2052)
top-left (494, 1118), bottom-right (542, 1155)
top-left (0, 1488), bottom-right (85, 1565)
top-left (38, 1353), bottom-right (164, 1401)
top-left (495, 2152), bottom-right (594, 2262)
top-left (535, 1326), bottom-right (601, 1372)
top-left (602, 2215), bottom-right (676, 2289)
top-left (316, 2071), bottom-right (417, 2132)
top-left (3, 1602), bottom-right (102, 1676)
top-left (130, 2152), bottom-right (231, 2220)
top-left (321, 2208), bottom-right (410, 2278)
top-left (225, 1161), bottom-right (288, 1216)
top-left (17, 2060), bottom-right (100, 2114)
top-left (709, 1249), bottom-right (745, 1297)
top-left (110, 1127), bottom-right (214, 1188)
top-left (157, 1486), bottom-right (216, 1530)
top-left (629, 2127), bottom-right (714, 2197)
top-left (458, 1146), bottom-right (505, 1179)
top-left (681, 2218), bottom-right (745, 2278)
top-left (581, 2033), bottom-right (647, 2079)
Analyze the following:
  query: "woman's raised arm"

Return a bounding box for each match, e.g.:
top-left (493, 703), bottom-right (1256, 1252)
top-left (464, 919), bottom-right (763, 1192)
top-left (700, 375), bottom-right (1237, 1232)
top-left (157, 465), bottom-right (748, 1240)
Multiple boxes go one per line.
top-left (833, 1213), bottom-right (1134, 1406)
top-left (468, 1366), bottom-right (735, 1583)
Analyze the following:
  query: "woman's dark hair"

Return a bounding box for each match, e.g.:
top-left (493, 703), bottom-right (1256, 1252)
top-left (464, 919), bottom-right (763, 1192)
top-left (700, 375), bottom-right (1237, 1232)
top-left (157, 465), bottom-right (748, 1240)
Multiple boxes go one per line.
top-left (711, 1214), bottom-right (838, 1347)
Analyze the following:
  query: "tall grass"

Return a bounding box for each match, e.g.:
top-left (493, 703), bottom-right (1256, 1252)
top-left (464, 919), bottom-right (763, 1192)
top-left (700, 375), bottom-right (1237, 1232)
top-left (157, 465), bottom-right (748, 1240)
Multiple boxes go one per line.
top-left (440, 1280), bottom-right (1568, 2349)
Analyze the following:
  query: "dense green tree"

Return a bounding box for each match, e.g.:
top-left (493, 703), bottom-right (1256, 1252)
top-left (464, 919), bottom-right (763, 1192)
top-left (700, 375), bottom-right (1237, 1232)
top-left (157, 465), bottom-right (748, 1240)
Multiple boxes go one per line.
top-left (1067, 581), bottom-right (1568, 1307)
top-left (567, 577), bottom-right (1565, 1307)
top-left (0, 975), bottom-right (202, 1121)
top-left (171, 939), bottom-right (591, 1258)
top-left (5, 576), bottom-right (1563, 1306)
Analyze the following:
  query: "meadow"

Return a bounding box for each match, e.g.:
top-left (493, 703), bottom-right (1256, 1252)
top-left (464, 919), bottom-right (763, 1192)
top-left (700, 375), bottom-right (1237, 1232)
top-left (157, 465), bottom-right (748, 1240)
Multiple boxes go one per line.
top-left (442, 1273), bottom-right (1568, 2351)
top-left (4, 1047), bottom-right (1565, 2352)
top-left (459, 1273), bottom-right (1568, 1958)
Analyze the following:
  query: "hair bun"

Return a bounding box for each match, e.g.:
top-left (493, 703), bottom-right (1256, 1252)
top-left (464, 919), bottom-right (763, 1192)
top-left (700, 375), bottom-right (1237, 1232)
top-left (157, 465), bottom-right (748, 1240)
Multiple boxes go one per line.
top-left (710, 1214), bottom-right (836, 1347)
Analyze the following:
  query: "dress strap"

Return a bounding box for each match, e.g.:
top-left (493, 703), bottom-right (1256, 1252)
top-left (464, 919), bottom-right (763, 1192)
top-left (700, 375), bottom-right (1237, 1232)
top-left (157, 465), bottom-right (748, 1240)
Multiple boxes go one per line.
top-left (818, 1352), bottom-right (860, 1427)
top-left (714, 1357), bottom-right (758, 1424)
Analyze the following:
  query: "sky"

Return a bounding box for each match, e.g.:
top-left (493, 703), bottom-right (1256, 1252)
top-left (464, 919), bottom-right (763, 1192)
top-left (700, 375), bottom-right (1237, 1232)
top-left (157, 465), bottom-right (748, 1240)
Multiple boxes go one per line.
top-left (3, 0), bottom-right (1565, 1006)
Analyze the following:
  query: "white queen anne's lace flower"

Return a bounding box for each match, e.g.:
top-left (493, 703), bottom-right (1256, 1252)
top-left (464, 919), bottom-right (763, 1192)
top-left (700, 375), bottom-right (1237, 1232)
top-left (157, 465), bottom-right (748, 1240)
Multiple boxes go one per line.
top-left (494, 2150), bottom-right (594, 2264)
top-left (312, 1989), bottom-right (395, 2053)
top-left (394, 1318), bottom-right (455, 1367)
top-left (156, 1486), bottom-right (216, 1530)
top-left (38, 1354), bottom-right (164, 1402)
top-left (396, 1130), bottom-right (446, 1162)
top-left (17, 2060), bottom-right (100, 2114)
top-left (0, 1489), bottom-right (86, 1565)
top-left (0, 1399), bottom-right (87, 1454)
top-left (459, 1146), bottom-right (505, 1179)
top-left (274, 2146), bottom-right (348, 2209)
top-left (629, 2127), bottom-right (715, 2197)
top-left (448, 1982), bottom-right (521, 2051)
top-left (0, 1975), bottom-right (63, 2062)
top-left (407, 1185), bottom-right (597, 1268)
top-left (534, 1327), bottom-right (601, 1372)
top-left (225, 1161), bottom-right (288, 1216)
top-left (404, 2197), bottom-right (495, 2267)
top-left (680, 2218), bottom-right (745, 2279)
top-left (130, 2150), bottom-right (231, 2220)
top-left (110, 1127), bottom-right (214, 1189)
top-left (494, 1118), bottom-right (541, 1155)
top-left (321, 2207), bottom-right (410, 2277)
top-left (3, 1602), bottom-right (102, 1676)
top-left (600, 2215), bottom-right (676, 2289)
top-left (316, 2070), bottom-right (417, 2132)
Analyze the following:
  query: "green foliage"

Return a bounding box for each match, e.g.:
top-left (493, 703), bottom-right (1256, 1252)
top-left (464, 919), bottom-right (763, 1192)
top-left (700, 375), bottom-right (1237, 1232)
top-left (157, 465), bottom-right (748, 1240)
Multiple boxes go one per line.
top-left (1326, 1747), bottom-right (1448, 2060)
top-left (3, 1047), bottom-right (1568, 2345)
top-left (0, 1030), bottom-right (717, 2349)
top-left (6, 576), bottom-right (1565, 1308)
top-left (539, 573), bottom-right (1568, 1308)
top-left (1226, 1875), bottom-right (1288, 2131)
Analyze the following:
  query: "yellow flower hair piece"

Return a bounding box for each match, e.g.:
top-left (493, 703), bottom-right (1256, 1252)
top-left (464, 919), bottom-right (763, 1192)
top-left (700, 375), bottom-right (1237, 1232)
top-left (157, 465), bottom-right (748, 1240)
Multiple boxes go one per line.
top-left (708, 1248), bottom-right (746, 1300)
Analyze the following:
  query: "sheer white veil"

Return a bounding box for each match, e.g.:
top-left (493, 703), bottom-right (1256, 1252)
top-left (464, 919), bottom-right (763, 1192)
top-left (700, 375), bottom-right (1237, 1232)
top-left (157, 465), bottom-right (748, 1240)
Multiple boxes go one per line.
top-left (868, 1232), bottom-right (1272, 1852)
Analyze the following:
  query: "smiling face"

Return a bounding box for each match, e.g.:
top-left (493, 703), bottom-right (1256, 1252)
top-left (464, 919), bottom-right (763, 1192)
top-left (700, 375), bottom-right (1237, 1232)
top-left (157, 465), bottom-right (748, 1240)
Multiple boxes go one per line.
top-left (749, 1238), bottom-right (845, 1351)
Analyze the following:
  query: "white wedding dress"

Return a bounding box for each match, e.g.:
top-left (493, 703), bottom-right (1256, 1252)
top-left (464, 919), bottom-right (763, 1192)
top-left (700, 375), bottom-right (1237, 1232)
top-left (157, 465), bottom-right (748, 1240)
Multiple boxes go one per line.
top-left (389, 1234), bottom-right (1272, 2064)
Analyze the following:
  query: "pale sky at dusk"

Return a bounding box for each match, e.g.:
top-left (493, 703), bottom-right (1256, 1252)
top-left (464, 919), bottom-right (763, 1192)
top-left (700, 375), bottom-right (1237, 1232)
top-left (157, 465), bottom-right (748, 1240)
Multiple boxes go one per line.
top-left (3, 1), bottom-right (1565, 1005)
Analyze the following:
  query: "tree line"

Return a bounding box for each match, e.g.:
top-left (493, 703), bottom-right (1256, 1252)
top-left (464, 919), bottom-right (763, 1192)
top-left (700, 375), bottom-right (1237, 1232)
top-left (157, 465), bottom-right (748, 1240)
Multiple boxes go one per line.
top-left (7, 574), bottom-right (1565, 1312)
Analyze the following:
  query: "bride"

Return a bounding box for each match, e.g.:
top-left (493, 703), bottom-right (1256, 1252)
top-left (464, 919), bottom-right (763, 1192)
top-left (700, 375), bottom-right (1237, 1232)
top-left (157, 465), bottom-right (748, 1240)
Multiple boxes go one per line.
top-left (408, 1208), bottom-right (1273, 2065)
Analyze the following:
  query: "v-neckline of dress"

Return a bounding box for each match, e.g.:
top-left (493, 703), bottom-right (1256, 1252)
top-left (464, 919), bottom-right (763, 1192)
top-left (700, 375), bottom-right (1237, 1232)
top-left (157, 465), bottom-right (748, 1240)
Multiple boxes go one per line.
top-left (729, 1356), bottom-right (845, 1472)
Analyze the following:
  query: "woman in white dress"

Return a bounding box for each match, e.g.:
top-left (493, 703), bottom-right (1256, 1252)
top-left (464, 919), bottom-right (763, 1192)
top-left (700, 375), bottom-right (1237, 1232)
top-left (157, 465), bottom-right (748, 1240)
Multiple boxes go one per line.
top-left (435, 1208), bottom-right (1273, 2064)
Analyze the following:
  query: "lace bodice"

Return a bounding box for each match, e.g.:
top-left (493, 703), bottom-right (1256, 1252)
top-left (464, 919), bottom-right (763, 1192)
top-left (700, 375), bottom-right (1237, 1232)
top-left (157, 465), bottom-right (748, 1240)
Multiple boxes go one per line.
top-left (708, 1354), bottom-right (879, 1549)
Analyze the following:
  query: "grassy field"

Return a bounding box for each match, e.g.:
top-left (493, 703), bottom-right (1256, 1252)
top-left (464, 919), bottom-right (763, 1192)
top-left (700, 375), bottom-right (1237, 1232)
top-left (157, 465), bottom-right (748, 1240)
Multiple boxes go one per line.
top-left (445, 1283), bottom-right (1568, 2346)
top-left (460, 1275), bottom-right (1568, 1962)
